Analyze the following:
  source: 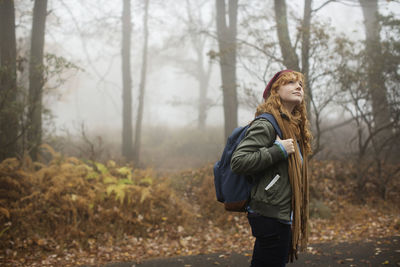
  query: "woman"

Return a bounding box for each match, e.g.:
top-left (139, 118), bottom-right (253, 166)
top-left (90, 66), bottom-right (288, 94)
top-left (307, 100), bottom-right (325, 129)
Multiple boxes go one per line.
top-left (231, 70), bottom-right (312, 266)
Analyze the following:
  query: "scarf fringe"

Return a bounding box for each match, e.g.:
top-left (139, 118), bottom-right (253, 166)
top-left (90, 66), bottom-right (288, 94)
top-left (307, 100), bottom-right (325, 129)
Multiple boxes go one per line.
top-left (270, 110), bottom-right (309, 262)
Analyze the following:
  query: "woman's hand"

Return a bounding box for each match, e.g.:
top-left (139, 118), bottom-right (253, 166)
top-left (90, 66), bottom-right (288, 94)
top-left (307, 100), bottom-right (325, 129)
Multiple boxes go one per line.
top-left (276, 136), bottom-right (295, 155)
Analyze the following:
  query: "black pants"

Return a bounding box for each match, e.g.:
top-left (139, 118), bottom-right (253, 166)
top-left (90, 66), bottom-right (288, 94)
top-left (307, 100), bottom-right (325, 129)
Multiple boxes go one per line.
top-left (247, 213), bottom-right (291, 267)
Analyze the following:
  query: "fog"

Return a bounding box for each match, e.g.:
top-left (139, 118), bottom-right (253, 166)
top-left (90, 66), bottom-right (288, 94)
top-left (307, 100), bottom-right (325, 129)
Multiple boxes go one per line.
top-left (5, 0), bottom-right (399, 167)
top-left (37, 0), bottom-right (394, 131)
top-left (2, 2), bottom-right (399, 265)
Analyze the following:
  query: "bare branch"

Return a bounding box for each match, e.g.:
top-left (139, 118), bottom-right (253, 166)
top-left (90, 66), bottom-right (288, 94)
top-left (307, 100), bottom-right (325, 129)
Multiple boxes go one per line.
top-left (320, 118), bottom-right (355, 134)
top-left (312, 0), bottom-right (363, 13)
top-left (312, 0), bottom-right (337, 13)
top-left (236, 38), bottom-right (283, 63)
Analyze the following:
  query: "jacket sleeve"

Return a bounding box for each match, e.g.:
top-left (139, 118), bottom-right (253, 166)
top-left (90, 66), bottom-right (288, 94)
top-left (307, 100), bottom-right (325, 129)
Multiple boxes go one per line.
top-left (230, 119), bottom-right (286, 175)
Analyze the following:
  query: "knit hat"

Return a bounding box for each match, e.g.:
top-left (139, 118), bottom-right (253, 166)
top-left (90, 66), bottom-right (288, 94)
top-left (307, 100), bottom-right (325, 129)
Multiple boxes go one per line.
top-left (263, 69), bottom-right (293, 100)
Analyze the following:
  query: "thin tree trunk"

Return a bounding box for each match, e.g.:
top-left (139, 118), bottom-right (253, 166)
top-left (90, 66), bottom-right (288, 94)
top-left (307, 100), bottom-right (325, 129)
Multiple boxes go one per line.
top-left (197, 50), bottom-right (207, 129)
top-left (194, 40), bottom-right (212, 129)
top-left (274, 0), bottom-right (300, 71)
top-left (184, 0), bottom-right (212, 129)
top-left (359, 0), bottom-right (392, 145)
top-left (27, 0), bottom-right (48, 161)
top-left (197, 55), bottom-right (212, 129)
top-left (133, 0), bottom-right (150, 167)
top-left (216, 0), bottom-right (238, 139)
top-left (122, 0), bottom-right (133, 160)
top-left (301, 0), bottom-right (312, 116)
top-left (0, 0), bottom-right (18, 161)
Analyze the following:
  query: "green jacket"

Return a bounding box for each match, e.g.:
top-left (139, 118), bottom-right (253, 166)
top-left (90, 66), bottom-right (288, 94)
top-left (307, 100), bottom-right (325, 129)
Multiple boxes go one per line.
top-left (231, 118), bottom-right (292, 221)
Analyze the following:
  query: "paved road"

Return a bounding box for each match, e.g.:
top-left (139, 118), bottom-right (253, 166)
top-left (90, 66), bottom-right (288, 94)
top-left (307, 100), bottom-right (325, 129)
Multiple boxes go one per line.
top-left (83, 236), bottom-right (400, 267)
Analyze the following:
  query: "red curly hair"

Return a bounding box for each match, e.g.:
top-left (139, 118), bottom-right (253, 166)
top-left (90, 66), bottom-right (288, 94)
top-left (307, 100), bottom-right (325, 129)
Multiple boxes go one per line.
top-left (256, 71), bottom-right (313, 155)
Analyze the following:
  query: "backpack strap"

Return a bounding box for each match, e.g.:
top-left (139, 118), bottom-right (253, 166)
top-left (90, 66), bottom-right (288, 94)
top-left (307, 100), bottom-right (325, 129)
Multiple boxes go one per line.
top-left (255, 113), bottom-right (283, 139)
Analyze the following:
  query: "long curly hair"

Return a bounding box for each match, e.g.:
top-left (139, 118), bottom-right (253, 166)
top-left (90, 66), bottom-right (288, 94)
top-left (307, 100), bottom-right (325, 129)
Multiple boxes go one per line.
top-left (256, 71), bottom-right (313, 155)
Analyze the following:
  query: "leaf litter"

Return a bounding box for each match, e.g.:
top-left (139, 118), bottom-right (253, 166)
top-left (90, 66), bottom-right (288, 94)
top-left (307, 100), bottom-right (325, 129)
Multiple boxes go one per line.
top-left (0, 152), bottom-right (399, 266)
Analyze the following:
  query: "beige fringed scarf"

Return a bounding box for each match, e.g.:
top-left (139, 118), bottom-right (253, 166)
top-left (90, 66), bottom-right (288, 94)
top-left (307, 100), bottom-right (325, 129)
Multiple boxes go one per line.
top-left (270, 109), bottom-right (309, 262)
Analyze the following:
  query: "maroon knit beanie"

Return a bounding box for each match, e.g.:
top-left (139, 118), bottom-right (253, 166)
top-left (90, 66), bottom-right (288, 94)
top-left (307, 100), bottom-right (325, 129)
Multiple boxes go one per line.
top-left (263, 69), bottom-right (293, 100)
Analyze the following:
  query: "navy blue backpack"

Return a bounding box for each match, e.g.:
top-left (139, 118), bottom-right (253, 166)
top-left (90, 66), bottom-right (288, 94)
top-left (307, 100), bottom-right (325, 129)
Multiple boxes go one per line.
top-left (213, 113), bottom-right (282, 212)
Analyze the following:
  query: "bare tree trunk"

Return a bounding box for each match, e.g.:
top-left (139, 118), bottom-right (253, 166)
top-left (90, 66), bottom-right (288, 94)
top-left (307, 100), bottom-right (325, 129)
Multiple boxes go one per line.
top-left (183, 0), bottom-right (213, 129)
top-left (27, 0), bottom-right (48, 161)
top-left (122, 0), bottom-right (133, 160)
top-left (192, 34), bottom-right (212, 129)
top-left (216, 0), bottom-right (238, 139)
top-left (197, 53), bottom-right (212, 129)
top-left (197, 50), bottom-right (207, 129)
top-left (359, 0), bottom-right (392, 145)
top-left (133, 0), bottom-right (149, 167)
top-left (274, 0), bottom-right (300, 71)
top-left (0, 0), bottom-right (18, 161)
top-left (301, 0), bottom-right (312, 116)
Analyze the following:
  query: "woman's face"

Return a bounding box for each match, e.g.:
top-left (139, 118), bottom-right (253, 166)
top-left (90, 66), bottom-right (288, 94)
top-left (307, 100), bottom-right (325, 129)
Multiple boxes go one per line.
top-left (277, 78), bottom-right (304, 111)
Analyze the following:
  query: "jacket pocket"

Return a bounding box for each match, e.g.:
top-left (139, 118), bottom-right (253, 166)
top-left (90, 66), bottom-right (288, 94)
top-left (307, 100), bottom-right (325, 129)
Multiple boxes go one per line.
top-left (265, 174), bottom-right (280, 191)
top-left (251, 167), bottom-right (286, 206)
top-left (264, 173), bottom-right (281, 204)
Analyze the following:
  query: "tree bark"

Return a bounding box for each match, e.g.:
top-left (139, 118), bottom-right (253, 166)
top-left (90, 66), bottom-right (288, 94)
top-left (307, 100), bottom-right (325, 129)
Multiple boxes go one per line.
top-left (122, 0), bottom-right (133, 160)
top-left (133, 0), bottom-right (149, 167)
top-left (216, 0), bottom-right (238, 139)
top-left (301, 0), bottom-right (312, 116)
top-left (27, 0), bottom-right (48, 161)
top-left (0, 0), bottom-right (18, 161)
top-left (274, 0), bottom-right (300, 71)
top-left (359, 0), bottom-right (392, 144)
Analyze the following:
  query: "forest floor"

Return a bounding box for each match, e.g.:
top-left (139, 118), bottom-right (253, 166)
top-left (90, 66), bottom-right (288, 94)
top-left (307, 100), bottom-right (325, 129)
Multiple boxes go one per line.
top-left (96, 236), bottom-right (400, 267)
top-left (1, 157), bottom-right (399, 266)
top-left (2, 205), bottom-right (399, 267)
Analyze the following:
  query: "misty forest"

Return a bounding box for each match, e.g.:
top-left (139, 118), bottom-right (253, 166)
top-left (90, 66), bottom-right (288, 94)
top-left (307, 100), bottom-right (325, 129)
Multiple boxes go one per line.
top-left (1, 0), bottom-right (399, 266)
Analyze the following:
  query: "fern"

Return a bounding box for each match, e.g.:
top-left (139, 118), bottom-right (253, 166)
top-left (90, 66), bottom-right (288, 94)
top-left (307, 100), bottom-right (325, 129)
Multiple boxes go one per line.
top-left (65, 157), bottom-right (82, 165)
top-left (139, 177), bottom-right (153, 187)
top-left (117, 167), bottom-right (132, 180)
top-left (103, 176), bottom-right (117, 184)
top-left (95, 162), bottom-right (109, 175)
top-left (86, 170), bottom-right (99, 180)
top-left (118, 178), bottom-right (133, 185)
top-left (140, 187), bottom-right (150, 203)
top-left (40, 143), bottom-right (57, 157)
top-left (106, 184), bottom-right (126, 204)
top-left (0, 157), bottom-right (20, 172)
top-left (0, 145), bottom-right (201, 249)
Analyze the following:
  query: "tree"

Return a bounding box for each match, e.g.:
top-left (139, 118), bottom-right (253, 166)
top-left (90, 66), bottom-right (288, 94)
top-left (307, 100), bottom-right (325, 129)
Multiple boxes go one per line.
top-left (273, 0), bottom-right (300, 71)
top-left (122, 0), bottom-right (133, 160)
top-left (273, 0), bottom-right (313, 115)
top-left (185, 0), bottom-right (213, 129)
top-left (237, 0), bottom-right (349, 155)
top-left (133, 0), bottom-right (150, 167)
top-left (331, 9), bottom-right (400, 200)
top-left (216, 0), bottom-right (238, 138)
top-left (159, 0), bottom-right (214, 129)
top-left (27, 0), bottom-right (48, 161)
top-left (0, 0), bottom-right (18, 161)
top-left (359, 0), bottom-right (392, 145)
top-left (301, 0), bottom-right (312, 112)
